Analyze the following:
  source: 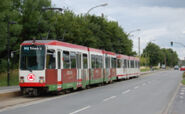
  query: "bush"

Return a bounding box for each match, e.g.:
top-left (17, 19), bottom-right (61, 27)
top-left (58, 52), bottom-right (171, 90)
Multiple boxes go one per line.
top-left (0, 59), bottom-right (7, 73)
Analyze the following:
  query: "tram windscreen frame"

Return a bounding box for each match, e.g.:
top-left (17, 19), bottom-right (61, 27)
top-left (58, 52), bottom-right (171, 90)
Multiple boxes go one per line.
top-left (20, 45), bottom-right (45, 70)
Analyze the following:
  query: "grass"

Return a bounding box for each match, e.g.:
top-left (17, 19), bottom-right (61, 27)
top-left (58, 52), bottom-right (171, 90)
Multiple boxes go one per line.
top-left (0, 69), bottom-right (19, 87)
top-left (182, 72), bottom-right (185, 85)
top-left (140, 66), bottom-right (151, 72)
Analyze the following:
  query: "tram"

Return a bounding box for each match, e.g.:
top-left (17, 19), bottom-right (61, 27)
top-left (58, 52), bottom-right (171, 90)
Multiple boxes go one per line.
top-left (19, 40), bottom-right (140, 96)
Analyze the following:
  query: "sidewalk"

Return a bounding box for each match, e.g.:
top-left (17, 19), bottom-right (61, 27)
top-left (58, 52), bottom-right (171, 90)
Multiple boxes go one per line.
top-left (0, 86), bottom-right (20, 94)
top-left (168, 84), bottom-right (185, 114)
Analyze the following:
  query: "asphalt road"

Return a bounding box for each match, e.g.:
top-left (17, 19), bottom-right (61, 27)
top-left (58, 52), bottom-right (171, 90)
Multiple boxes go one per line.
top-left (0, 70), bottom-right (182, 114)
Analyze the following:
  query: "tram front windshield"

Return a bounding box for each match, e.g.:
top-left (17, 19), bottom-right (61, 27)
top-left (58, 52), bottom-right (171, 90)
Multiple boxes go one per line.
top-left (20, 45), bottom-right (45, 70)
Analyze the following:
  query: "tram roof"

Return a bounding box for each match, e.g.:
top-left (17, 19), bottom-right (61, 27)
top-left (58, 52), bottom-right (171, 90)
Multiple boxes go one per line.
top-left (117, 54), bottom-right (129, 59)
top-left (129, 56), bottom-right (139, 61)
top-left (104, 50), bottom-right (116, 56)
top-left (21, 40), bottom-right (88, 51)
top-left (88, 48), bottom-right (103, 54)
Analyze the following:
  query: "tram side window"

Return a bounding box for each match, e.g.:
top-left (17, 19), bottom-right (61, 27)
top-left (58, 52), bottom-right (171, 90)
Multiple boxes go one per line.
top-left (83, 54), bottom-right (88, 69)
top-left (136, 61), bottom-right (138, 68)
top-left (63, 51), bottom-right (70, 69)
top-left (91, 55), bottom-right (96, 68)
top-left (95, 55), bottom-right (99, 68)
top-left (130, 60), bottom-right (131, 68)
top-left (106, 56), bottom-right (110, 68)
top-left (46, 49), bottom-right (56, 69)
top-left (117, 59), bottom-right (122, 68)
top-left (77, 53), bottom-right (81, 69)
top-left (100, 56), bottom-right (103, 68)
top-left (96, 55), bottom-right (103, 68)
top-left (57, 51), bottom-right (61, 69)
top-left (135, 61), bottom-right (137, 68)
top-left (132, 60), bottom-right (134, 68)
top-left (111, 58), bottom-right (116, 68)
top-left (70, 52), bottom-right (76, 68)
top-left (131, 60), bottom-right (134, 68)
top-left (128, 60), bottom-right (130, 68)
top-left (124, 59), bottom-right (127, 68)
top-left (134, 61), bottom-right (136, 68)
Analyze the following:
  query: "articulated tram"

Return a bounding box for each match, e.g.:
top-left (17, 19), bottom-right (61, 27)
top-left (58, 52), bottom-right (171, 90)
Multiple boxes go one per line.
top-left (19, 40), bottom-right (140, 96)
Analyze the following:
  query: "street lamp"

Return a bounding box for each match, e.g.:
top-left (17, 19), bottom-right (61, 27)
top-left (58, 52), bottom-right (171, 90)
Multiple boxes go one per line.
top-left (128, 29), bottom-right (141, 56)
top-left (86, 3), bottom-right (108, 15)
top-left (7, 20), bottom-right (16, 86)
top-left (127, 29), bottom-right (141, 36)
top-left (41, 7), bottom-right (63, 39)
top-left (42, 7), bottom-right (63, 12)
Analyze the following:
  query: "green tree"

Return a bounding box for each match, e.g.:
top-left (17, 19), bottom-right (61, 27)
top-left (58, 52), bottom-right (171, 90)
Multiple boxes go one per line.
top-left (0, 0), bottom-right (22, 72)
top-left (160, 48), bottom-right (178, 67)
top-left (143, 42), bottom-right (161, 66)
top-left (21, 0), bottom-right (51, 40)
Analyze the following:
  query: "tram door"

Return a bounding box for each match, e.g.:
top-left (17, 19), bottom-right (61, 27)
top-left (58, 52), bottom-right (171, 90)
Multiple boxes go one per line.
top-left (57, 50), bottom-right (62, 90)
top-left (46, 49), bottom-right (57, 85)
top-left (82, 53), bottom-right (89, 88)
top-left (76, 53), bottom-right (82, 87)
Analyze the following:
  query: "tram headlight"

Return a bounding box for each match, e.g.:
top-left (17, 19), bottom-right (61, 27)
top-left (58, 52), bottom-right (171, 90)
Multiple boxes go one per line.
top-left (20, 76), bottom-right (24, 83)
top-left (39, 76), bottom-right (44, 83)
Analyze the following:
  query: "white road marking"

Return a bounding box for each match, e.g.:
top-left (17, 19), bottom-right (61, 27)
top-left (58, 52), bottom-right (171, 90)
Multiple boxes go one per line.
top-left (69, 105), bottom-right (90, 114)
top-left (134, 86), bottom-right (139, 89)
top-left (179, 96), bottom-right (184, 99)
top-left (103, 96), bottom-right (117, 102)
top-left (180, 89), bottom-right (185, 92)
top-left (180, 92), bottom-right (184, 95)
top-left (122, 90), bottom-right (130, 94)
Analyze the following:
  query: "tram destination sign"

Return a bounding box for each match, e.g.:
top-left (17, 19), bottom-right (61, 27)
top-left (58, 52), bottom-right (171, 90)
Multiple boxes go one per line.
top-left (23, 45), bottom-right (44, 51)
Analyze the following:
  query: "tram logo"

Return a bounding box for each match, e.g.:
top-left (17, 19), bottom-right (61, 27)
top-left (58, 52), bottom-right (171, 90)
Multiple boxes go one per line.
top-left (67, 71), bottom-right (73, 75)
top-left (27, 73), bottom-right (36, 81)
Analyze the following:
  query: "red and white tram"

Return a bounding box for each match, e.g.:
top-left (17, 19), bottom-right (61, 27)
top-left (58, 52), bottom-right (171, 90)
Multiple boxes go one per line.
top-left (19, 40), bottom-right (140, 96)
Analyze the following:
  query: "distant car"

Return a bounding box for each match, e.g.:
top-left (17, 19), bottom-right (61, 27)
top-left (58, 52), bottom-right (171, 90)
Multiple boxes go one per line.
top-left (180, 66), bottom-right (185, 71)
top-left (174, 65), bottom-right (179, 70)
top-left (161, 64), bottom-right (166, 69)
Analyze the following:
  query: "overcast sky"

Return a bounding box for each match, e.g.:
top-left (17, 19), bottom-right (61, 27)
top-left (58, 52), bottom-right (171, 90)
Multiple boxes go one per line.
top-left (52, 0), bottom-right (185, 59)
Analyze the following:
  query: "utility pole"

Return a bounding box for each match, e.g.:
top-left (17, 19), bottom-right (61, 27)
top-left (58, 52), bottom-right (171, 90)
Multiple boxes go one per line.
top-left (138, 37), bottom-right (140, 56)
top-left (7, 17), bottom-right (16, 86)
top-left (7, 20), bottom-right (10, 86)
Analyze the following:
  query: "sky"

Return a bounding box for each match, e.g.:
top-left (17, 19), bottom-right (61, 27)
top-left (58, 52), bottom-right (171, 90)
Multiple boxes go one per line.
top-left (52, 0), bottom-right (185, 60)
